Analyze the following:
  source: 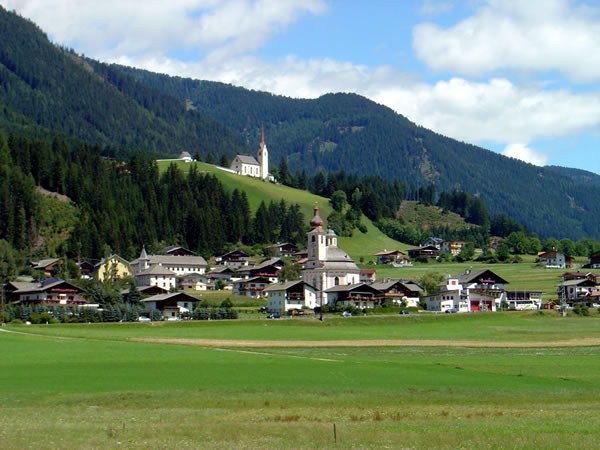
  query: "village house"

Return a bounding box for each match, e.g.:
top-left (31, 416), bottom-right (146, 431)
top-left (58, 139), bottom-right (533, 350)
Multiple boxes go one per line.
top-left (4, 279), bottom-right (87, 306)
top-left (216, 249), bottom-right (250, 268)
top-left (301, 207), bottom-right (361, 306)
top-left (243, 257), bottom-right (283, 282)
top-left (268, 242), bottom-right (298, 258)
top-left (360, 269), bottom-right (377, 284)
top-left (130, 247), bottom-right (208, 277)
top-left (422, 237), bottom-right (444, 249)
top-left (120, 285), bottom-right (169, 302)
top-left (164, 245), bottom-right (197, 256)
top-left (423, 269), bottom-right (508, 313)
top-left (142, 292), bottom-right (199, 320)
top-left (265, 280), bottom-right (317, 313)
top-left (537, 250), bottom-right (573, 268)
top-left (177, 273), bottom-right (213, 291)
top-left (93, 254), bottom-right (132, 283)
top-left (373, 249), bottom-right (410, 266)
top-left (324, 283), bottom-right (382, 309)
top-left (134, 265), bottom-right (177, 291)
top-left (440, 240), bottom-right (468, 256)
top-left (371, 279), bottom-right (423, 308)
top-left (30, 258), bottom-right (63, 278)
top-left (557, 272), bottom-right (599, 305)
top-left (232, 276), bottom-right (272, 298)
top-left (589, 250), bottom-right (600, 269)
top-left (407, 245), bottom-right (439, 260)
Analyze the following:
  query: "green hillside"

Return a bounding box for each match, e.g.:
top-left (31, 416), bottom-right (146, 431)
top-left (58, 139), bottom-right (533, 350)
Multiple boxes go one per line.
top-left (157, 160), bottom-right (406, 261)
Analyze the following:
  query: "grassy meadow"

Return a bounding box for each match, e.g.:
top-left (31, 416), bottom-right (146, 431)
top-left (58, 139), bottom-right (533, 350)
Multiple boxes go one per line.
top-left (2, 313), bottom-right (600, 449)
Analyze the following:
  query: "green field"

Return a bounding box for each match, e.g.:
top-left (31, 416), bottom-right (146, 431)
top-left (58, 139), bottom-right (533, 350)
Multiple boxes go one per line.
top-left (2, 313), bottom-right (600, 449)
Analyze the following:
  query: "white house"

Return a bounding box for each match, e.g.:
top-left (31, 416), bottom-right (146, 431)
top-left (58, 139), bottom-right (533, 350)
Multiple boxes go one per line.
top-left (130, 247), bottom-right (208, 277)
top-left (423, 269), bottom-right (508, 313)
top-left (265, 280), bottom-right (317, 313)
top-left (538, 250), bottom-right (573, 268)
top-left (135, 265), bottom-right (177, 291)
top-left (142, 292), bottom-right (199, 320)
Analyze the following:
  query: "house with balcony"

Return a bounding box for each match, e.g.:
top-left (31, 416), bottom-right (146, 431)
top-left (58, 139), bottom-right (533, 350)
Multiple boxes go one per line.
top-left (407, 245), bottom-right (439, 260)
top-left (537, 250), bottom-right (573, 268)
top-left (589, 251), bottom-right (600, 269)
top-left (324, 283), bottom-right (382, 309)
top-left (142, 292), bottom-right (199, 320)
top-left (216, 249), bottom-right (250, 268)
top-left (557, 274), bottom-right (598, 305)
top-left (423, 269), bottom-right (508, 312)
top-left (374, 250), bottom-right (410, 265)
top-left (371, 279), bottom-right (423, 308)
top-left (440, 240), bottom-right (468, 256)
top-left (232, 276), bottom-right (272, 298)
top-left (265, 280), bottom-right (317, 313)
top-left (4, 279), bottom-right (87, 306)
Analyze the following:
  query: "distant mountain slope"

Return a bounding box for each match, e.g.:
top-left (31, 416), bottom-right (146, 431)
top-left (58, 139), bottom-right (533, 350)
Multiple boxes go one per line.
top-left (1, 7), bottom-right (600, 241)
top-left (119, 67), bottom-right (600, 241)
top-left (0, 7), bottom-right (247, 157)
top-left (545, 166), bottom-right (600, 187)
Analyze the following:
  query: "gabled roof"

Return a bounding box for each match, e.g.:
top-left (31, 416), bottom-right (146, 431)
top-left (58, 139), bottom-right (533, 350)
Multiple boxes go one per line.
top-left (371, 279), bottom-right (423, 292)
top-left (138, 265), bottom-right (177, 277)
top-left (234, 276), bottom-right (271, 284)
top-left (220, 249), bottom-right (249, 258)
top-left (233, 155), bottom-right (260, 165)
top-left (131, 254), bottom-right (208, 267)
top-left (31, 258), bottom-right (62, 269)
top-left (9, 279), bottom-right (84, 294)
top-left (250, 257), bottom-right (283, 271)
top-left (559, 278), bottom-right (598, 287)
top-left (94, 254), bottom-right (131, 269)
top-left (455, 269), bottom-right (508, 285)
top-left (374, 250), bottom-right (405, 256)
top-left (264, 280), bottom-right (315, 292)
top-left (324, 283), bottom-right (381, 294)
top-left (142, 292), bottom-right (198, 303)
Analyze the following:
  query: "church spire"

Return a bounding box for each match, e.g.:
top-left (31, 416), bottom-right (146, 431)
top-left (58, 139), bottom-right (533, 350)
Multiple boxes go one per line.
top-left (260, 123), bottom-right (265, 146)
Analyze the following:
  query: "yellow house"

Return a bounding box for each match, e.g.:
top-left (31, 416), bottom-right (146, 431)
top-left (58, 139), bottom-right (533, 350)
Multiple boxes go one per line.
top-left (93, 254), bottom-right (132, 283)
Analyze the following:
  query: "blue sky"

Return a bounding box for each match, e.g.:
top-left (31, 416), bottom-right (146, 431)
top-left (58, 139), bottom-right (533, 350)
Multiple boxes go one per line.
top-left (4, 0), bottom-right (600, 174)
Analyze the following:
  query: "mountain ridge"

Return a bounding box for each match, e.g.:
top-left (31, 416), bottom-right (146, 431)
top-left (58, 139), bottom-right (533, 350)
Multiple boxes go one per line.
top-left (1, 6), bottom-right (600, 241)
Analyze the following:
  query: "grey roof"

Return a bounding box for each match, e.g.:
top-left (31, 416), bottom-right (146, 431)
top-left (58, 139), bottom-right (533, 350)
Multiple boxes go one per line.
top-left (371, 279), bottom-right (422, 292)
top-left (138, 265), bottom-right (177, 276)
top-left (10, 279), bottom-right (81, 294)
top-left (142, 292), bottom-right (197, 303)
top-left (250, 257), bottom-right (283, 271)
top-left (131, 254), bottom-right (207, 267)
top-left (32, 258), bottom-right (61, 269)
top-left (264, 280), bottom-right (307, 292)
top-left (325, 247), bottom-right (355, 262)
top-left (454, 269), bottom-right (507, 285)
top-left (324, 283), bottom-right (379, 293)
top-left (234, 155), bottom-right (260, 165)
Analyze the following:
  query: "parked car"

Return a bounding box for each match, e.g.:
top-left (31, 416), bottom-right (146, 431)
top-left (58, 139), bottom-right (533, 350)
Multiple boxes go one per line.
top-left (341, 311), bottom-right (352, 317)
top-left (138, 316), bottom-right (151, 322)
top-left (445, 308), bottom-right (458, 314)
top-left (266, 313), bottom-right (281, 319)
top-left (399, 310), bottom-right (410, 315)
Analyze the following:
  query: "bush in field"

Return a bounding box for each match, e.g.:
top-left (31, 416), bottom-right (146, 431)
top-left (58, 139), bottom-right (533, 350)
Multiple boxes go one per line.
top-left (572, 304), bottom-right (590, 316)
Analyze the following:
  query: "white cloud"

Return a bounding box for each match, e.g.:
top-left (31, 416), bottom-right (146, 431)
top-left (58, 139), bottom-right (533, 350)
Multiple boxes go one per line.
top-left (1, 0), bottom-right (326, 62)
top-left (501, 143), bottom-right (548, 166)
top-left (412, 0), bottom-right (600, 82)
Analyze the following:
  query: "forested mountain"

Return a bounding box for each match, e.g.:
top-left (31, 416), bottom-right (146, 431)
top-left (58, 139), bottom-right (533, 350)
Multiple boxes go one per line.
top-left (119, 68), bottom-right (600, 241)
top-left (1, 7), bottom-right (600, 241)
top-left (0, 7), bottom-right (246, 158)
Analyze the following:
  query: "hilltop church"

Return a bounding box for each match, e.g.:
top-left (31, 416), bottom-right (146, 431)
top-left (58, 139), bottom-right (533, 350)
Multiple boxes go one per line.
top-left (302, 207), bottom-right (361, 305)
top-left (230, 125), bottom-right (269, 180)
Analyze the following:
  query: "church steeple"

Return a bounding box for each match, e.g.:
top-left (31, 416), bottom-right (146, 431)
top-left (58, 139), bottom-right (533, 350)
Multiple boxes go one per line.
top-left (257, 124), bottom-right (269, 180)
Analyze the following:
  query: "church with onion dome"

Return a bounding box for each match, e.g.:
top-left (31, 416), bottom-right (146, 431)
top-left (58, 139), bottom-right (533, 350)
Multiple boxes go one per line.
top-left (302, 207), bottom-right (361, 305)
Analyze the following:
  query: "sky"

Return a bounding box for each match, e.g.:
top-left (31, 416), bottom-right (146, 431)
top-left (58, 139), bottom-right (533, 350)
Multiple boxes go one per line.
top-left (3, 0), bottom-right (600, 174)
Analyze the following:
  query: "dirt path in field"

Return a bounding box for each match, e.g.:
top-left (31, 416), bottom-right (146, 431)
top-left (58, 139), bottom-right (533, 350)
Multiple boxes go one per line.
top-left (131, 337), bottom-right (600, 348)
